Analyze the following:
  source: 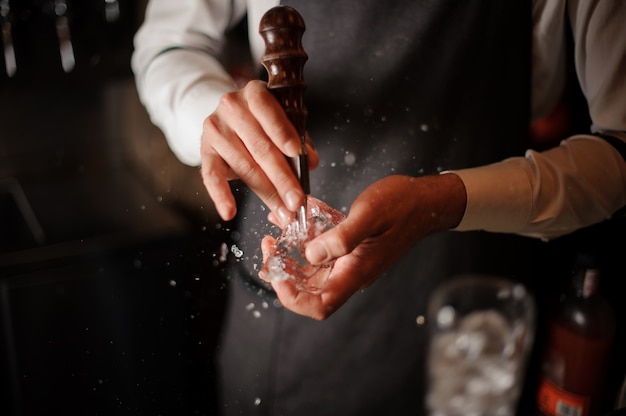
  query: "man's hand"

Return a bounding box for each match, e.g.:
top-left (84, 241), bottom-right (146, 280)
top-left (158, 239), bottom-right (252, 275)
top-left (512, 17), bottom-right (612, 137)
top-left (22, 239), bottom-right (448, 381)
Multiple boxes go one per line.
top-left (200, 80), bottom-right (318, 221)
top-left (264, 173), bottom-right (467, 320)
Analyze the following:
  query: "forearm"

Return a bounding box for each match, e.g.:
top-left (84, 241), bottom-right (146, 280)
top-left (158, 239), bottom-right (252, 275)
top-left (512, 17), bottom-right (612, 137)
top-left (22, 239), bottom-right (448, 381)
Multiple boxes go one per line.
top-left (452, 134), bottom-right (626, 240)
top-left (131, 0), bottom-right (246, 166)
top-left (134, 49), bottom-right (236, 166)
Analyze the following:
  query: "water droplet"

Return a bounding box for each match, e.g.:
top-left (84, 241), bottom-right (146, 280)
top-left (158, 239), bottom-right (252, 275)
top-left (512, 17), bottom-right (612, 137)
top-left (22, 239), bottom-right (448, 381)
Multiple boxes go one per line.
top-left (344, 152), bottom-right (356, 166)
top-left (169, 280), bottom-right (177, 287)
top-left (254, 397), bottom-right (262, 406)
top-left (437, 305), bottom-right (455, 329)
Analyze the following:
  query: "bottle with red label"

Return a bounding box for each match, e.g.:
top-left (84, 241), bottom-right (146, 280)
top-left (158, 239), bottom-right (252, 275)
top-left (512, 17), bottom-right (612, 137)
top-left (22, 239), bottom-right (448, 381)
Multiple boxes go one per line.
top-left (536, 252), bottom-right (616, 416)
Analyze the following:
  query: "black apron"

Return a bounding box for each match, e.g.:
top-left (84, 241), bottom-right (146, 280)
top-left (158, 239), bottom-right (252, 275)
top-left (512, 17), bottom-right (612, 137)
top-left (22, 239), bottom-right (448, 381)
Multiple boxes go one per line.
top-left (217, 1), bottom-right (535, 415)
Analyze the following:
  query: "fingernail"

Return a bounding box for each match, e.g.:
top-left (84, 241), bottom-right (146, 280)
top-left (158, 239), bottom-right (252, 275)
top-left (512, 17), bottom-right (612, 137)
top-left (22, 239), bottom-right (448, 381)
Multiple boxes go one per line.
top-left (306, 242), bottom-right (328, 264)
top-left (285, 140), bottom-right (301, 157)
top-left (218, 202), bottom-right (235, 221)
top-left (277, 206), bottom-right (292, 225)
top-left (285, 189), bottom-right (302, 212)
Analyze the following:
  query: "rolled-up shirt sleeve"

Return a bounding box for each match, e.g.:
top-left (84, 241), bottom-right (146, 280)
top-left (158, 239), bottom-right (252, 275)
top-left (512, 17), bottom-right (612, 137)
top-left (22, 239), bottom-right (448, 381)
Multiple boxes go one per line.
top-left (131, 0), bottom-right (247, 166)
top-left (453, 135), bottom-right (626, 239)
top-left (452, 0), bottom-right (626, 240)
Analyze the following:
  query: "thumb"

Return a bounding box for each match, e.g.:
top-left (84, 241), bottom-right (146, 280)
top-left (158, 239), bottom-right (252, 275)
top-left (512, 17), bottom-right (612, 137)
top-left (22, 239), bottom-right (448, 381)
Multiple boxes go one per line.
top-left (305, 219), bottom-right (363, 265)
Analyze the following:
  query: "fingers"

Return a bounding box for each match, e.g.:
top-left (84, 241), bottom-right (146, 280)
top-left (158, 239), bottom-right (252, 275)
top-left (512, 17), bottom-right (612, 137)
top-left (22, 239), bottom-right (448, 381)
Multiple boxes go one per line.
top-left (271, 280), bottom-right (331, 320)
top-left (203, 87), bottom-right (300, 214)
top-left (258, 235), bottom-right (277, 283)
top-left (260, 224), bottom-right (356, 320)
top-left (271, 279), bottom-right (343, 321)
top-left (200, 151), bottom-right (238, 220)
top-left (241, 82), bottom-right (309, 212)
top-left (200, 80), bottom-right (318, 220)
top-left (267, 209), bottom-right (295, 228)
top-left (260, 235), bottom-right (276, 257)
top-left (270, 255), bottom-right (364, 320)
top-left (305, 216), bottom-right (370, 265)
top-left (245, 81), bottom-right (302, 158)
top-left (304, 133), bottom-right (319, 170)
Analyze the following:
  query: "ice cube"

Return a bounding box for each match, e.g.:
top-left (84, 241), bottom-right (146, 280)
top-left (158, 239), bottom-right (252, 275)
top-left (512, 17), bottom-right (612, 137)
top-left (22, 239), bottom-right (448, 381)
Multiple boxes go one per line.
top-left (260, 196), bottom-right (345, 293)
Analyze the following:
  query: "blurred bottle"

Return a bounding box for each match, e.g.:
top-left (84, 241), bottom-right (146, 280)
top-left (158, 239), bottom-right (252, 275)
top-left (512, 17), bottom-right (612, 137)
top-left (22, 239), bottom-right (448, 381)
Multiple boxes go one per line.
top-left (536, 252), bottom-right (616, 416)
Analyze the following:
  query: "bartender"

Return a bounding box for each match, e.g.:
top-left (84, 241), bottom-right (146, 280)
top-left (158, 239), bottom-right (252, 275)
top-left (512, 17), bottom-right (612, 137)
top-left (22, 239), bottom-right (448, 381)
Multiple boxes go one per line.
top-left (132, 0), bottom-right (626, 414)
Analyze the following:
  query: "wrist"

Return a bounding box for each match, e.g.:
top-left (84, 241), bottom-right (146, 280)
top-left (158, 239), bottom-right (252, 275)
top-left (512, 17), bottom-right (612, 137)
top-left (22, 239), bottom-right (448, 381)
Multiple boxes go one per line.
top-left (431, 172), bottom-right (467, 230)
top-left (407, 173), bottom-right (466, 233)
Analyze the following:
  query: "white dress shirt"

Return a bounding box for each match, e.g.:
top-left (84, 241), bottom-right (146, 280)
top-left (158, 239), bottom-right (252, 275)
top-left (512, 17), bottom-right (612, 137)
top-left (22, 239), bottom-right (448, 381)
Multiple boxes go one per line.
top-left (131, 0), bottom-right (626, 240)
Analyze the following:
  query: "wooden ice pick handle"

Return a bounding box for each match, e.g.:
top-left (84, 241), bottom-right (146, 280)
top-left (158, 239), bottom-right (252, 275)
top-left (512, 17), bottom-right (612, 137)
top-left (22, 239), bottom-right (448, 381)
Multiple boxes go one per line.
top-left (259, 6), bottom-right (310, 196)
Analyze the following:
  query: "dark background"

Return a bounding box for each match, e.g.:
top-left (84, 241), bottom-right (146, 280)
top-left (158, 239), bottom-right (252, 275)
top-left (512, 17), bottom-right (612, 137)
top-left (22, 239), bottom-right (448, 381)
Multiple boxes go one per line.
top-left (0, 1), bottom-right (229, 414)
top-left (0, 1), bottom-right (624, 415)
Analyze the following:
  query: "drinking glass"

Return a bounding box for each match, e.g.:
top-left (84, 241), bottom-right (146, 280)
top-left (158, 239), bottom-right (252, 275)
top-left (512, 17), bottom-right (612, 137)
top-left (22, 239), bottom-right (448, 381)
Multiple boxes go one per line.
top-left (426, 275), bottom-right (536, 416)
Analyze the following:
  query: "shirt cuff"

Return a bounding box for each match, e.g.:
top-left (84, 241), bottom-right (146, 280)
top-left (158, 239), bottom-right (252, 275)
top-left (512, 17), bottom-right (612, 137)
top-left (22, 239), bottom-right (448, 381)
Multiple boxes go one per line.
top-left (449, 135), bottom-right (626, 240)
top-left (448, 158), bottom-right (533, 234)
